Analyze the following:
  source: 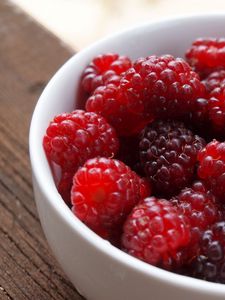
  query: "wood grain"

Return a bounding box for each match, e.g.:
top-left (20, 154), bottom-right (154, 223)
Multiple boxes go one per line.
top-left (0, 1), bottom-right (83, 299)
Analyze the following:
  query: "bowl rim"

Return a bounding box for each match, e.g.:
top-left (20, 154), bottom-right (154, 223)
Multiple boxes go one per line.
top-left (29, 12), bottom-right (225, 296)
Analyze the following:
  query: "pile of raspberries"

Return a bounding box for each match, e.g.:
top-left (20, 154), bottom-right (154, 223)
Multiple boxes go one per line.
top-left (43, 38), bottom-right (225, 284)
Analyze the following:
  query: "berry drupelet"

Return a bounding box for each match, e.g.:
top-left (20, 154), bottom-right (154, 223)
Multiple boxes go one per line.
top-left (122, 196), bottom-right (191, 270)
top-left (71, 157), bottom-right (150, 239)
top-left (139, 120), bottom-right (206, 197)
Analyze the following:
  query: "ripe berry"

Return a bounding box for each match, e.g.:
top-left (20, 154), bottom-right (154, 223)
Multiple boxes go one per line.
top-left (186, 38), bottom-right (225, 77)
top-left (208, 85), bottom-right (225, 135)
top-left (71, 157), bottom-right (150, 239)
top-left (86, 83), bottom-right (153, 136)
top-left (203, 70), bottom-right (225, 93)
top-left (86, 55), bottom-right (204, 136)
top-left (82, 53), bottom-right (131, 94)
top-left (171, 181), bottom-right (219, 261)
top-left (139, 120), bottom-right (205, 197)
top-left (198, 140), bottom-right (225, 201)
top-left (120, 55), bottom-right (205, 119)
top-left (191, 222), bottom-right (225, 283)
top-left (43, 110), bottom-right (119, 172)
top-left (122, 197), bottom-right (191, 270)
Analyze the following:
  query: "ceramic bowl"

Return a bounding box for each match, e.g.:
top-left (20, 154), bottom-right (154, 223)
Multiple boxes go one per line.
top-left (29, 14), bottom-right (225, 300)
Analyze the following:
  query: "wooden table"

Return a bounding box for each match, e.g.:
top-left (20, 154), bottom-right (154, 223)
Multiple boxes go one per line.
top-left (0, 1), bottom-right (83, 299)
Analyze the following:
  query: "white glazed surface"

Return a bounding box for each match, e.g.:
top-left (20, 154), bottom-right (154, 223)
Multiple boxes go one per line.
top-left (30, 14), bottom-right (225, 300)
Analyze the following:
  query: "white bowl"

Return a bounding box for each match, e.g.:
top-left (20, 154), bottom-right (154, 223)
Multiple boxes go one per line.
top-left (29, 14), bottom-right (225, 300)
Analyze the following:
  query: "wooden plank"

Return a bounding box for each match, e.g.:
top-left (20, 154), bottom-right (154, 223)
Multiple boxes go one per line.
top-left (0, 1), bottom-right (84, 299)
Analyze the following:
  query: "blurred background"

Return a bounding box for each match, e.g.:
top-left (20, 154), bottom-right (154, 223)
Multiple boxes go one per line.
top-left (10, 0), bottom-right (225, 50)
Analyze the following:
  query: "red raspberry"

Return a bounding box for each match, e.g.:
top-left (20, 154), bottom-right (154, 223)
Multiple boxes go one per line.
top-left (120, 55), bottom-right (205, 119)
top-left (86, 83), bottom-right (153, 136)
top-left (186, 38), bottom-right (225, 77)
top-left (139, 120), bottom-right (205, 197)
top-left (198, 140), bottom-right (225, 201)
top-left (171, 181), bottom-right (219, 261)
top-left (86, 55), bottom-right (204, 136)
top-left (208, 85), bottom-right (225, 134)
top-left (203, 70), bottom-right (225, 93)
top-left (122, 197), bottom-right (191, 270)
top-left (71, 157), bottom-right (150, 239)
top-left (82, 53), bottom-right (131, 94)
top-left (43, 110), bottom-right (119, 172)
top-left (190, 222), bottom-right (225, 283)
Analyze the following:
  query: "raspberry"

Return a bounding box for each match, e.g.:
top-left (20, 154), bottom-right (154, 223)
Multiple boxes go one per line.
top-left (43, 110), bottom-right (119, 172)
top-left (190, 222), bottom-right (225, 283)
top-left (198, 140), bottom-right (225, 201)
top-left (171, 181), bottom-right (219, 261)
top-left (122, 197), bottom-right (191, 270)
top-left (120, 55), bottom-right (205, 119)
top-left (82, 53), bottom-right (131, 94)
top-left (186, 38), bottom-right (225, 77)
top-left (139, 120), bottom-right (205, 197)
top-left (203, 70), bottom-right (225, 93)
top-left (208, 85), bottom-right (225, 135)
top-left (71, 157), bottom-right (150, 239)
top-left (86, 55), bottom-right (204, 136)
top-left (86, 83), bottom-right (153, 136)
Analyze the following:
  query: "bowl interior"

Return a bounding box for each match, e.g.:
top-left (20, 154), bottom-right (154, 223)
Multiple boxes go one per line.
top-left (30, 13), bottom-right (225, 296)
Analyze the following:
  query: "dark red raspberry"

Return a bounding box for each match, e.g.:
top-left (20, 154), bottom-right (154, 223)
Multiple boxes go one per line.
top-left (190, 222), bottom-right (225, 283)
top-left (43, 110), bottom-right (119, 172)
top-left (171, 181), bottom-right (219, 262)
top-left (122, 197), bottom-right (191, 270)
top-left (186, 38), bottom-right (225, 77)
top-left (82, 53), bottom-right (131, 94)
top-left (139, 120), bottom-right (205, 197)
top-left (71, 157), bottom-right (150, 239)
top-left (198, 140), bottom-right (225, 201)
top-left (86, 55), bottom-right (204, 136)
top-left (203, 70), bottom-right (225, 93)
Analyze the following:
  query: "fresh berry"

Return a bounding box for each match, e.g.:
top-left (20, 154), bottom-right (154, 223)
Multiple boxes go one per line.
top-left (190, 222), bottom-right (225, 283)
top-left (171, 181), bottom-right (219, 261)
top-left (43, 110), bottom-right (119, 172)
top-left (203, 70), bottom-right (225, 93)
top-left (71, 157), bottom-right (150, 239)
top-left (57, 170), bottom-right (74, 204)
top-left (198, 140), bottom-right (225, 201)
top-left (208, 85), bottom-right (225, 134)
top-left (86, 55), bottom-right (205, 136)
top-left (82, 53), bottom-right (132, 94)
top-left (122, 197), bottom-right (191, 270)
top-left (120, 55), bottom-right (205, 119)
top-left (139, 120), bottom-right (205, 197)
top-left (86, 83), bottom-right (153, 136)
top-left (186, 38), bottom-right (225, 77)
